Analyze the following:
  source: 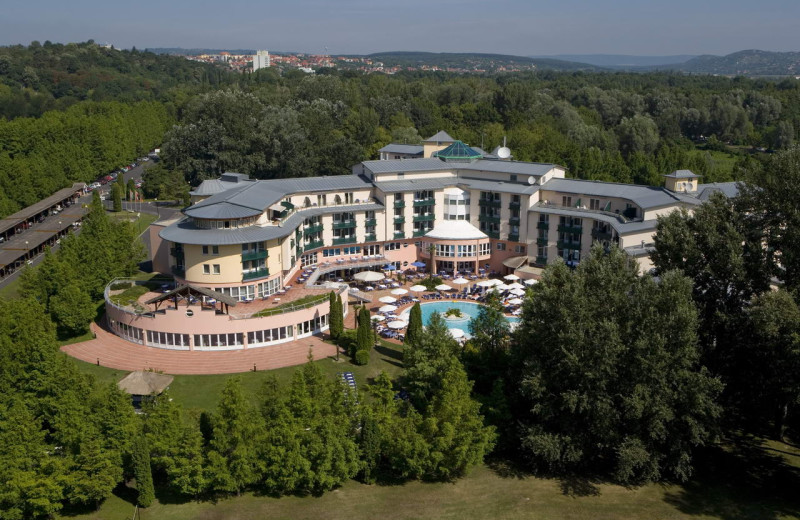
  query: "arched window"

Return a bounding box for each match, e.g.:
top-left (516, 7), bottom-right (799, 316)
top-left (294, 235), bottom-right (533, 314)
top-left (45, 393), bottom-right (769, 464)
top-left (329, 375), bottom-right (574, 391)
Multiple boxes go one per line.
top-left (303, 197), bottom-right (311, 207)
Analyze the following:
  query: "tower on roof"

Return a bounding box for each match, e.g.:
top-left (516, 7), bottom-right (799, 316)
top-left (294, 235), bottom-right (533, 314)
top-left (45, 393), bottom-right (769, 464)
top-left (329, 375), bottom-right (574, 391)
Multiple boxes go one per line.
top-left (663, 169), bottom-right (701, 193)
top-left (422, 130), bottom-right (456, 158)
top-left (435, 140), bottom-right (482, 163)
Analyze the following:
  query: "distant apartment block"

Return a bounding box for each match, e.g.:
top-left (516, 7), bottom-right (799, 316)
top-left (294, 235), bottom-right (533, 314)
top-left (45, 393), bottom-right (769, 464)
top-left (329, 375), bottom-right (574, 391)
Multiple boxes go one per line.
top-left (253, 50), bottom-right (270, 71)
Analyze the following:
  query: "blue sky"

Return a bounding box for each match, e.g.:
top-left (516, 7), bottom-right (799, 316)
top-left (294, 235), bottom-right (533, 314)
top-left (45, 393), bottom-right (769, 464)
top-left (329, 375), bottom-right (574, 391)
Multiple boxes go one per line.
top-left (2, 0), bottom-right (798, 56)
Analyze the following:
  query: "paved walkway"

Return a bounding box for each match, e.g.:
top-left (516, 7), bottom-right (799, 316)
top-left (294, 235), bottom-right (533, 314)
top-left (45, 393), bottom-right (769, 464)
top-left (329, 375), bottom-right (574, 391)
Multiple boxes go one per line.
top-left (61, 321), bottom-right (339, 375)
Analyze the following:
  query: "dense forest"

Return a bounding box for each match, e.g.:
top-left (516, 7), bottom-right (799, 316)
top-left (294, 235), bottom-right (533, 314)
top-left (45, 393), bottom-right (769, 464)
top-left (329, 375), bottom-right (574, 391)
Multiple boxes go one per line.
top-left (2, 41), bottom-right (800, 516)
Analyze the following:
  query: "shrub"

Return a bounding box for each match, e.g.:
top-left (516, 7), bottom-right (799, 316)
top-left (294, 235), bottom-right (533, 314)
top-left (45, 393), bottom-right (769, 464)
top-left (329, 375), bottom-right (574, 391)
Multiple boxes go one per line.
top-left (445, 308), bottom-right (463, 318)
top-left (110, 281), bottom-right (133, 290)
top-left (420, 276), bottom-right (444, 291)
top-left (336, 329), bottom-right (358, 356)
top-left (354, 349), bottom-right (370, 366)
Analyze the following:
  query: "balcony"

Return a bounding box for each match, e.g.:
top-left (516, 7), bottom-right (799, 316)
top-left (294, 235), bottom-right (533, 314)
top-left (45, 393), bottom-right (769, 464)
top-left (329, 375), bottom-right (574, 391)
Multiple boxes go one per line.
top-left (333, 236), bottom-right (357, 245)
top-left (393, 216), bottom-right (406, 225)
top-left (241, 250), bottom-right (268, 262)
top-left (537, 221), bottom-right (550, 230)
top-left (413, 199), bottom-right (436, 207)
top-left (413, 229), bottom-right (429, 237)
top-left (304, 240), bottom-right (324, 251)
top-left (509, 217), bottom-right (520, 226)
top-left (171, 266), bottom-right (185, 278)
top-left (393, 200), bottom-right (406, 208)
top-left (303, 223), bottom-right (323, 235)
top-left (591, 228), bottom-right (613, 241)
top-left (485, 230), bottom-right (500, 239)
top-left (536, 237), bottom-right (549, 246)
top-left (364, 218), bottom-right (377, 227)
top-left (508, 234), bottom-right (519, 242)
top-left (509, 200), bottom-right (521, 209)
top-left (413, 214), bottom-right (434, 222)
top-left (243, 268), bottom-right (270, 281)
top-left (557, 240), bottom-right (581, 250)
top-left (332, 221), bottom-right (356, 230)
top-left (364, 234), bottom-right (377, 242)
top-left (557, 224), bottom-right (583, 235)
top-left (393, 231), bottom-right (406, 239)
top-left (169, 247), bottom-right (184, 258)
top-left (479, 199), bottom-right (501, 209)
top-left (534, 256), bottom-right (548, 266)
top-left (479, 214), bottom-right (501, 224)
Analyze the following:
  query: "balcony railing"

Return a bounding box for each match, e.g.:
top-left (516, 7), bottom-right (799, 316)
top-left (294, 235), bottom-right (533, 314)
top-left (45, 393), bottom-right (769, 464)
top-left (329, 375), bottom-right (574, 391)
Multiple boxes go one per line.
top-left (304, 240), bottom-right (324, 251)
top-left (393, 216), bottom-right (406, 225)
top-left (303, 223), bottom-right (323, 235)
top-left (332, 221), bottom-right (356, 230)
top-left (241, 250), bottom-right (267, 262)
top-left (485, 230), bottom-right (500, 239)
top-left (479, 215), bottom-right (501, 224)
top-left (364, 218), bottom-right (377, 227)
top-left (508, 234), bottom-right (519, 242)
top-left (413, 199), bottom-right (436, 207)
top-left (536, 237), bottom-right (549, 246)
top-left (169, 247), bottom-right (184, 258)
top-left (393, 200), bottom-right (405, 208)
top-left (591, 228), bottom-right (613, 240)
top-left (557, 224), bottom-right (583, 235)
top-left (509, 217), bottom-right (520, 226)
top-left (333, 236), bottom-right (357, 245)
top-left (413, 214), bottom-right (434, 222)
top-left (534, 256), bottom-right (548, 266)
top-left (413, 229), bottom-right (429, 237)
top-left (394, 231), bottom-right (406, 239)
top-left (537, 221), bottom-right (550, 230)
top-left (557, 240), bottom-right (581, 250)
top-left (243, 268), bottom-right (270, 281)
top-left (509, 200), bottom-right (521, 209)
top-left (479, 199), bottom-right (501, 208)
top-left (364, 233), bottom-right (377, 242)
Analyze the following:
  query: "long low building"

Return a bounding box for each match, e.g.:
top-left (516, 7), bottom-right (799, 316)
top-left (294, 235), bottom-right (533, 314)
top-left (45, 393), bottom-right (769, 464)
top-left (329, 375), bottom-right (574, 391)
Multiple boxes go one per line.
top-left (117, 133), bottom-right (735, 352)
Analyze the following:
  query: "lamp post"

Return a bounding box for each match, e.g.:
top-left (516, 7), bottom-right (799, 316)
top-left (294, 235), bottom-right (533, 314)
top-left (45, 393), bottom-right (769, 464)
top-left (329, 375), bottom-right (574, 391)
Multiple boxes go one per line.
top-left (24, 240), bottom-right (29, 263)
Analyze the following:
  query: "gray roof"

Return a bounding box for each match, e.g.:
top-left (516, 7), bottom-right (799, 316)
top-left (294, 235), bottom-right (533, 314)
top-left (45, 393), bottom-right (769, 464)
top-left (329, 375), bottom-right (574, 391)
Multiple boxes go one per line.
top-left (186, 175), bottom-right (373, 220)
top-left (541, 178), bottom-right (696, 210)
top-left (530, 205), bottom-right (658, 234)
top-left (161, 202), bottom-right (383, 245)
top-left (378, 144), bottom-right (423, 155)
top-left (458, 177), bottom-right (540, 195)
top-left (363, 157), bottom-right (559, 177)
top-left (424, 130), bottom-right (455, 142)
top-left (664, 169), bottom-right (701, 179)
top-left (695, 182), bottom-right (739, 201)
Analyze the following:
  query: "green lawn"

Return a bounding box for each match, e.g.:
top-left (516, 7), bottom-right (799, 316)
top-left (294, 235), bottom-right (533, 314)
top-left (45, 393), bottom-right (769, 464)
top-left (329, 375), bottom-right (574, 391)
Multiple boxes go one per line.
top-left (59, 442), bottom-right (800, 520)
top-left (71, 339), bottom-right (405, 412)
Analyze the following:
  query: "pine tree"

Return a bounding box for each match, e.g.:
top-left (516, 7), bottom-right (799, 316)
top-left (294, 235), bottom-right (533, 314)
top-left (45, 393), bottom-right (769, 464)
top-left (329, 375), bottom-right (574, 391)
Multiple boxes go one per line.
top-left (405, 302), bottom-right (423, 347)
top-left (328, 291), bottom-right (342, 340)
top-left (131, 435), bottom-right (155, 507)
top-left (168, 419), bottom-right (206, 497)
top-left (111, 182), bottom-right (122, 212)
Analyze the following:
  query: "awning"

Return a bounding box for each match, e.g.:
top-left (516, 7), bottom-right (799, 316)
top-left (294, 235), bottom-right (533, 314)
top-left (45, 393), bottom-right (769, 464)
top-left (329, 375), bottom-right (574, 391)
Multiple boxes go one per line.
top-left (502, 256), bottom-right (527, 269)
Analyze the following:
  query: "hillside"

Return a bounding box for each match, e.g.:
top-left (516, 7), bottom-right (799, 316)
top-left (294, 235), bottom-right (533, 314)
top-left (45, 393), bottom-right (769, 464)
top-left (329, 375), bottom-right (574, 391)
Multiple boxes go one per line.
top-left (674, 49), bottom-right (800, 76)
top-left (366, 51), bottom-right (600, 72)
top-left (530, 54), bottom-right (695, 68)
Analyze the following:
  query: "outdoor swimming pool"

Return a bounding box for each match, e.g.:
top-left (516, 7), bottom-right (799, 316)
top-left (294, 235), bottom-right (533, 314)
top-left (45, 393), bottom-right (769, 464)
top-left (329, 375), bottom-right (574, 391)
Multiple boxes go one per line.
top-left (400, 301), bottom-right (519, 339)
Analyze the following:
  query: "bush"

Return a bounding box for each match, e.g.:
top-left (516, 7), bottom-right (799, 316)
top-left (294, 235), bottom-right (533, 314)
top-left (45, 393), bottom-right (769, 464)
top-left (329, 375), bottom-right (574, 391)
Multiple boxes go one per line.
top-left (354, 349), bottom-right (370, 366)
top-left (336, 329), bottom-right (358, 356)
top-left (445, 308), bottom-right (463, 318)
top-left (420, 276), bottom-right (444, 291)
top-left (110, 281), bottom-right (133, 290)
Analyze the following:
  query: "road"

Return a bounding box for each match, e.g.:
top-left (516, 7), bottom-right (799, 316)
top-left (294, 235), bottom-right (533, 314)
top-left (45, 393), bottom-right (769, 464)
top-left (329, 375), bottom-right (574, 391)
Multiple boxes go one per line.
top-left (0, 158), bottom-right (181, 291)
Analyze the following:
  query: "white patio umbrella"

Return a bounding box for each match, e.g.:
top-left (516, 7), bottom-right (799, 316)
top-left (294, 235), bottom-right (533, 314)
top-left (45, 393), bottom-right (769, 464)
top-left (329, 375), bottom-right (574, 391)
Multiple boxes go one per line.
top-left (486, 279), bottom-right (504, 286)
top-left (496, 283), bottom-right (511, 291)
top-left (507, 282), bottom-right (525, 290)
top-left (449, 328), bottom-right (465, 339)
top-left (379, 304), bottom-right (398, 313)
top-left (509, 288), bottom-right (526, 297)
top-left (378, 296), bottom-right (397, 304)
top-left (370, 314), bottom-right (386, 322)
top-left (452, 277), bottom-right (469, 285)
top-left (435, 284), bottom-right (454, 291)
top-left (409, 284), bottom-right (427, 293)
top-left (476, 279), bottom-right (495, 288)
top-left (353, 271), bottom-right (384, 283)
top-left (524, 278), bottom-right (539, 286)
top-left (387, 320), bottom-right (407, 330)
top-left (507, 298), bottom-right (524, 305)
top-left (391, 288), bottom-right (409, 295)
top-left (504, 273), bottom-right (521, 281)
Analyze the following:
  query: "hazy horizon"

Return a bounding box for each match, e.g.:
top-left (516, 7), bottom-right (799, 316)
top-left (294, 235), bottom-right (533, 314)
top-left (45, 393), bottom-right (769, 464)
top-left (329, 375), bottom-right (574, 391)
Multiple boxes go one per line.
top-left (2, 0), bottom-right (798, 56)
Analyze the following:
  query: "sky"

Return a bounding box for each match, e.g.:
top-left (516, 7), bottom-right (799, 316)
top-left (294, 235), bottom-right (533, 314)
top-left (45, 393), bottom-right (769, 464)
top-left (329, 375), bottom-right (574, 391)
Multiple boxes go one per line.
top-left (2, 0), bottom-right (799, 56)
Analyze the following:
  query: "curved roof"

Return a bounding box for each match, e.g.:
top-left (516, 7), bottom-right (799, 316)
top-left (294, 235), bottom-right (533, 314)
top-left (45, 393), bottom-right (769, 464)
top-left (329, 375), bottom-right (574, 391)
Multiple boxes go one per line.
top-left (425, 220), bottom-right (487, 241)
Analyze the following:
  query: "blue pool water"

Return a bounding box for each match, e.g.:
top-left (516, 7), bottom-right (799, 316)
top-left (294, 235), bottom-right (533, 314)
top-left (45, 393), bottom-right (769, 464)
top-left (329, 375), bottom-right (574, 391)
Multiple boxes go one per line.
top-left (401, 301), bottom-right (519, 339)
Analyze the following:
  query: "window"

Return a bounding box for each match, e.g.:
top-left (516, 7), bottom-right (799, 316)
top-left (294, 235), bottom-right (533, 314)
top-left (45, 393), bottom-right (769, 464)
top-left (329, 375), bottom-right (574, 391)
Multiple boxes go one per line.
top-left (202, 245), bottom-right (208, 255)
top-left (479, 242), bottom-right (491, 256)
top-left (515, 245), bottom-right (526, 254)
top-left (496, 243), bottom-right (506, 251)
top-left (202, 245), bottom-right (218, 255)
top-left (385, 242), bottom-right (401, 251)
top-left (510, 174), bottom-right (517, 182)
top-left (213, 264), bottom-right (220, 275)
top-left (562, 196), bottom-right (572, 207)
top-left (203, 264), bottom-right (210, 274)
top-left (590, 198), bottom-right (600, 210)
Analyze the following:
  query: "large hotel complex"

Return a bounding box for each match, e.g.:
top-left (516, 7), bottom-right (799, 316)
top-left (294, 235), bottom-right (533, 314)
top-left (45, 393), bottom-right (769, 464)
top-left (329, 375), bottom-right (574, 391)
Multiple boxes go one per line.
top-left (105, 131), bottom-right (736, 353)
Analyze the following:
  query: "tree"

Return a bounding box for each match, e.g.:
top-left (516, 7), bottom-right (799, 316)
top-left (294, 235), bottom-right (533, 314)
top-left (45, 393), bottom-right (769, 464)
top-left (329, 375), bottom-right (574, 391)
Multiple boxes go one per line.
top-left (405, 302), bottom-right (423, 347)
top-left (65, 436), bottom-right (122, 509)
top-left (205, 378), bottom-right (262, 495)
top-left (48, 282), bottom-right (95, 337)
top-left (168, 418), bottom-right (206, 497)
top-left (404, 312), bottom-right (461, 410)
top-left (356, 305), bottom-right (372, 358)
top-left (111, 181), bottom-right (122, 212)
top-left (468, 291), bottom-right (510, 354)
top-left (131, 435), bottom-right (155, 507)
top-left (512, 247), bottom-right (722, 483)
top-left (328, 291), bottom-right (343, 340)
top-left (616, 115), bottom-right (660, 157)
